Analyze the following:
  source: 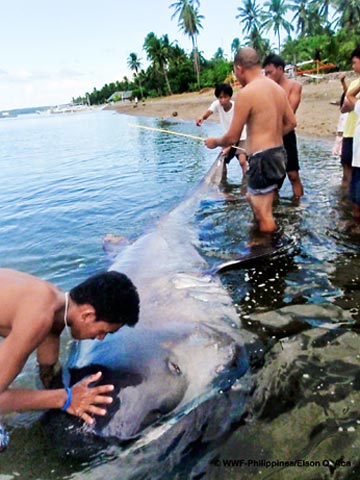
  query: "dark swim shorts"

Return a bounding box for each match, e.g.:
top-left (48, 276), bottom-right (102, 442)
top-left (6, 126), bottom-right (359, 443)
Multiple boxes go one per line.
top-left (349, 166), bottom-right (360, 206)
top-left (341, 137), bottom-right (353, 167)
top-left (283, 130), bottom-right (300, 172)
top-left (224, 140), bottom-right (246, 164)
top-left (247, 145), bottom-right (287, 194)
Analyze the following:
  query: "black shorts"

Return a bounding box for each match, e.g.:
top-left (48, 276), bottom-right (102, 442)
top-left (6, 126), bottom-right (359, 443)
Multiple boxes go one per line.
top-left (224, 140), bottom-right (246, 164)
top-left (283, 130), bottom-right (299, 172)
top-left (247, 145), bottom-right (287, 192)
top-left (341, 137), bottom-right (353, 167)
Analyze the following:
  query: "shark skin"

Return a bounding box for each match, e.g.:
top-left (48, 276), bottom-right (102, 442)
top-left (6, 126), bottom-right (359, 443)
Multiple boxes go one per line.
top-left (42, 153), bottom-right (255, 465)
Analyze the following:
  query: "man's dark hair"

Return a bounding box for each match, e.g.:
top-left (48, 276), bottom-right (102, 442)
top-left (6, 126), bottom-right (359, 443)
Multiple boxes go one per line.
top-left (214, 83), bottom-right (233, 98)
top-left (262, 53), bottom-right (285, 70)
top-left (70, 271), bottom-right (140, 327)
top-left (351, 45), bottom-right (360, 60)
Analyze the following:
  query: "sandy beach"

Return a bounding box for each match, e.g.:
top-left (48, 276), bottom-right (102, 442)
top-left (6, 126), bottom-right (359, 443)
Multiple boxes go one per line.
top-left (106, 73), bottom-right (358, 140)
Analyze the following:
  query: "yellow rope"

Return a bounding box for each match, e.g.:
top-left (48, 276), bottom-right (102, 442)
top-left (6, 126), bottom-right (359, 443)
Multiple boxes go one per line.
top-left (128, 123), bottom-right (246, 152)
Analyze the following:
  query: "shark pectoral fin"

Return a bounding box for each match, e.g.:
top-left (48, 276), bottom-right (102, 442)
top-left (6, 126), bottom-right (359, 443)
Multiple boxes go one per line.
top-left (214, 235), bottom-right (297, 273)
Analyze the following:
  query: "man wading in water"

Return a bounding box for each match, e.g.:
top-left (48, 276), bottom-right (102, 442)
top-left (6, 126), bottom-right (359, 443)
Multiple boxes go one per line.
top-left (0, 269), bottom-right (139, 450)
top-left (205, 47), bottom-right (296, 233)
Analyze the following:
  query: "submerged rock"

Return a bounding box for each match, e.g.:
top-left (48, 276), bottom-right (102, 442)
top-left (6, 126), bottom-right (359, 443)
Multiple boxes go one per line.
top-left (208, 305), bottom-right (360, 479)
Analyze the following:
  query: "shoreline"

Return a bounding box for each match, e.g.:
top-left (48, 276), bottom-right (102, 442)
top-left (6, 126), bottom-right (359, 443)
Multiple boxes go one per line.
top-left (105, 73), bottom-right (357, 140)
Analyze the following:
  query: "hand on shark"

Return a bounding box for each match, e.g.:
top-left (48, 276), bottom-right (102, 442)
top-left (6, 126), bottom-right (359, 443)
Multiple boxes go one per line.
top-left (64, 371), bottom-right (114, 425)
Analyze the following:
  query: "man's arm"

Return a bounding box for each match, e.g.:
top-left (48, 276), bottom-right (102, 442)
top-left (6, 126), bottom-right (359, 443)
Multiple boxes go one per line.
top-left (341, 98), bottom-right (354, 113)
top-left (288, 81), bottom-right (302, 113)
top-left (0, 318), bottom-right (114, 425)
top-left (196, 109), bottom-right (213, 126)
top-left (283, 96), bottom-right (297, 136)
top-left (339, 73), bottom-right (347, 93)
top-left (345, 81), bottom-right (360, 107)
top-left (341, 80), bottom-right (360, 113)
top-left (0, 371), bottom-right (114, 425)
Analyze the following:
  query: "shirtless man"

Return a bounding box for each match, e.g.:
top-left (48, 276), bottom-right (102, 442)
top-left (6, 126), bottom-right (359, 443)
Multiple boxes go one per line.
top-left (0, 269), bottom-right (139, 436)
top-left (205, 47), bottom-right (296, 233)
top-left (263, 53), bottom-right (304, 198)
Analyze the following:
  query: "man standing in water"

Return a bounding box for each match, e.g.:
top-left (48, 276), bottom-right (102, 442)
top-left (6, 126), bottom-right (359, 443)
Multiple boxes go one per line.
top-left (0, 269), bottom-right (139, 448)
top-left (262, 53), bottom-right (304, 198)
top-left (205, 47), bottom-right (296, 233)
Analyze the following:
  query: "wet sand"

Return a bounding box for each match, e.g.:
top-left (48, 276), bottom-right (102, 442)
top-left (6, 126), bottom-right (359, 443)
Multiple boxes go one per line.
top-left (105, 73), bottom-right (357, 140)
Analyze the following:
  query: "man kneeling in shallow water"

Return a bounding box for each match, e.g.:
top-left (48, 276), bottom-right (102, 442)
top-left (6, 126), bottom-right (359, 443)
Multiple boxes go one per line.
top-left (0, 269), bottom-right (139, 450)
top-left (205, 47), bottom-right (296, 233)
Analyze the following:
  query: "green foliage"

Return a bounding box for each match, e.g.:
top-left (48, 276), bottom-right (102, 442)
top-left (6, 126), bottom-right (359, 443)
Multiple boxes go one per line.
top-left (200, 59), bottom-right (233, 88)
top-left (168, 60), bottom-right (196, 93)
top-left (281, 29), bottom-right (360, 70)
top-left (77, 0), bottom-right (360, 105)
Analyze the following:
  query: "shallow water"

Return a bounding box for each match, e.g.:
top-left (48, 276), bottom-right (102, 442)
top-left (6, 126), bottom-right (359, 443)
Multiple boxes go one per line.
top-left (0, 110), bottom-right (359, 479)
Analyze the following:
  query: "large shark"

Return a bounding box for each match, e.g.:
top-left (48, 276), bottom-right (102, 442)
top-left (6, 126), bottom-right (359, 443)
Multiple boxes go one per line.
top-left (43, 153), bottom-right (255, 470)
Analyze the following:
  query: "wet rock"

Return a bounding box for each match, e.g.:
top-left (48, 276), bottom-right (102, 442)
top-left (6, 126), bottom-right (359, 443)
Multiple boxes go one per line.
top-left (244, 303), bottom-right (355, 339)
top-left (208, 325), bottom-right (360, 479)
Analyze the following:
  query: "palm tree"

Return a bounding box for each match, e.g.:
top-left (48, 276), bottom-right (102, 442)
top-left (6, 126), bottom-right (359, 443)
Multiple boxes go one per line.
top-left (291, 0), bottom-right (332, 36)
top-left (290, 0), bottom-right (311, 36)
top-left (261, 0), bottom-right (293, 52)
top-left (170, 0), bottom-right (204, 90)
top-left (231, 38), bottom-right (241, 58)
top-left (143, 32), bottom-right (173, 95)
top-left (245, 28), bottom-right (271, 59)
top-left (236, 0), bottom-right (263, 37)
top-left (311, 0), bottom-right (331, 23)
top-left (127, 52), bottom-right (144, 99)
top-left (331, 0), bottom-right (360, 32)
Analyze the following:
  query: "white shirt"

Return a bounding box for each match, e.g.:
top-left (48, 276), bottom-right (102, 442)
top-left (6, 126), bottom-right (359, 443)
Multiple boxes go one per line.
top-left (208, 100), bottom-right (246, 141)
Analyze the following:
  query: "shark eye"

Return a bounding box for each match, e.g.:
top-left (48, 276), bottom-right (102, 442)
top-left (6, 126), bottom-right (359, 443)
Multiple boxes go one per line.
top-left (168, 360), bottom-right (182, 376)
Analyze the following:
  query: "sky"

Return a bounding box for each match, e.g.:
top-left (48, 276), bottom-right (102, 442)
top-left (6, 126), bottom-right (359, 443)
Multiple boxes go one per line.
top-left (0, 0), bottom-right (278, 110)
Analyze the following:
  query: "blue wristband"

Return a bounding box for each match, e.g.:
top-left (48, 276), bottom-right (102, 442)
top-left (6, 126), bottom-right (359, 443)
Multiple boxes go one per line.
top-left (61, 387), bottom-right (72, 411)
top-left (0, 423), bottom-right (9, 451)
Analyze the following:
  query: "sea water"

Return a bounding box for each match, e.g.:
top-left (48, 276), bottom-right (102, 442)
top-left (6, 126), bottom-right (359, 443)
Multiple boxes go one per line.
top-left (0, 109), bottom-right (359, 479)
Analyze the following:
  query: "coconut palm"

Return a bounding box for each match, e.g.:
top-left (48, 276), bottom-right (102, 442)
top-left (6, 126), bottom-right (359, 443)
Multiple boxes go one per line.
top-left (311, 0), bottom-right (331, 23)
top-left (290, 0), bottom-right (311, 36)
top-left (331, 0), bottom-right (360, 32)
top-left (127, 52), bottom-right (144, 99)
top-left (170, 0), bottom-right (204, 90)
top-left (291, 0), bottom-right (331, 36)
top-left (143, 32), bottom-right (173, 95)
top-left (231, 38), bottom-right (241, 58)
top-left (236, 0), bottom-right (263, 37)
top-left (245, 28), bottom-right (271, 59)
top-left (262, 0), bottom-right (293, 52)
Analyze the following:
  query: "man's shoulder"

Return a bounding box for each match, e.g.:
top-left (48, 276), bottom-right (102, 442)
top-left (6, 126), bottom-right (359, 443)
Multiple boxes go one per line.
top-left (290, 78), bottom-right (302, 89)
top-left (282, 77), bottom-right (302, 92)
top-left (209, 99), bottom-right (220, 111)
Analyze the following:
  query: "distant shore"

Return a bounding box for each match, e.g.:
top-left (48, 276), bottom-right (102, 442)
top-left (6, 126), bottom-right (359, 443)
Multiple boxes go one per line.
top-left (105, 72), bottom-right (358, 140)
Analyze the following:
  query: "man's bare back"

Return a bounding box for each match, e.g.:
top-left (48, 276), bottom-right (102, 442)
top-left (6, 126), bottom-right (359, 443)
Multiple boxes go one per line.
top-left (233, 76), bottom-right (294, 154)
top-left (205, 47), bottom-right (296, 233)
top-left (204, 58), bottom-right (295, 154)
top-left (0, 269), bottom-right (62, 337)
